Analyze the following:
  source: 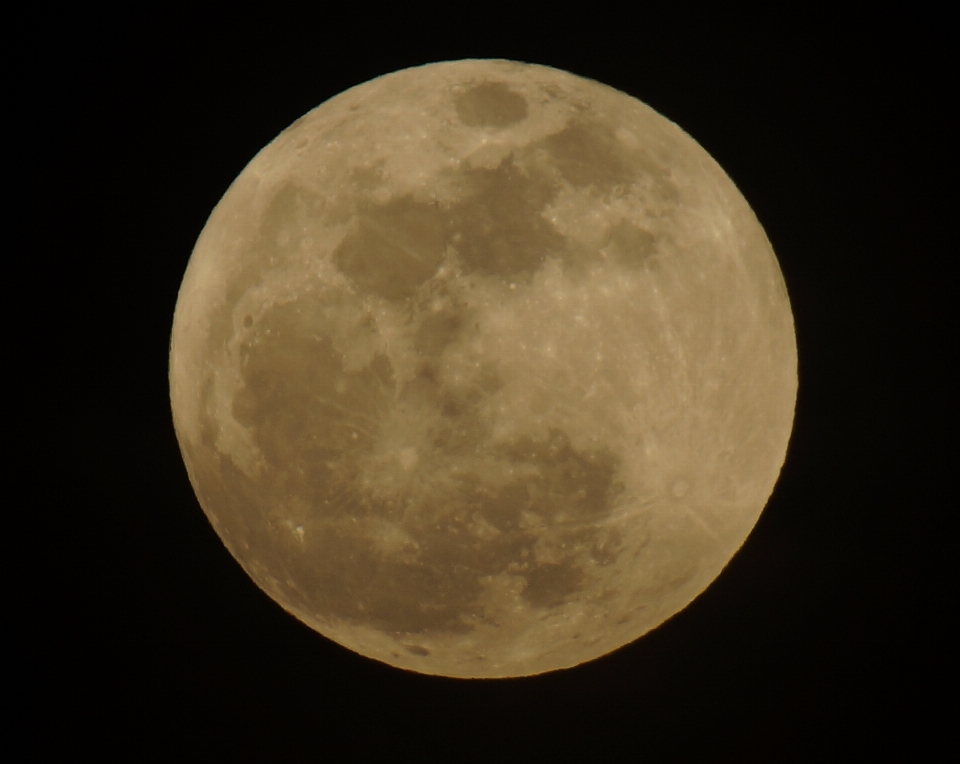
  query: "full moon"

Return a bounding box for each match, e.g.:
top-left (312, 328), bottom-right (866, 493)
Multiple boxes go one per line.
top-left (170, 60), bottom-right (796, 677)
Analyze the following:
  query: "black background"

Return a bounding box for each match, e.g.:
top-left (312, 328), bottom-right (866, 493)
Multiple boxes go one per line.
top-left (29, 7), bottom-right (951, 760)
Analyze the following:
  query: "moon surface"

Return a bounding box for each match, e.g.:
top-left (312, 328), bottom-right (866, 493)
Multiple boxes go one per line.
top-left (169, 60), bottom-right (797, 678)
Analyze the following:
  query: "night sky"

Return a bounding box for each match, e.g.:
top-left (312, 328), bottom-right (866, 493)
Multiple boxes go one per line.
top-left (29, 8), bottom-right (950, 759)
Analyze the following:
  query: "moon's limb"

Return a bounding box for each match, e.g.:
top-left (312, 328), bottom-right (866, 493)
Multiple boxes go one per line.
top-left (170, 60), bottom-right (797, 677)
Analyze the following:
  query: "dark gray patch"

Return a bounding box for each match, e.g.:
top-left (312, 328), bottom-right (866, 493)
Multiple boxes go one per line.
top-left (309, 446), bottom-right (544, 634)
top-left (232, 295), bottom-right (393, 510)
top-left (455, 82), bottom-right (529, 128)
top-left (431, 410), bottom-right (491, 458)
top-left (198, 375), bottom-right (219, 448)
top-left (530, 120), bottom-right (682, 206)
top-left (425, 428), bottom-right (623, 612)
top-left (301, 521), bottom-right (483, 634)
top-left (350, 163), bottom-right (385, 191)
top-left (334, 147), bottom-right (623, 289)
top-left (499, 429), bottom-right (624, 523)
top-left (536, 122), bottom-right (637, 189)
top-left (396, 356), bottom-right (493, 456)
top-left (475, 480), bottom-right (531, 534)
top-left (604, 220), bottom-right (657, 268)
top-left (334, 196), bottom-right (447, 300)
top-left (209, 317), bottom-right (624, 639)
top-left (367, 352), bottom-right (395, 389)
top-left (399, 362), bottom-right (442, 410)
top-left (477, 361), bottom-right (503, 393)
top-left (420, 482), bottom-right (536, 573)
top-left (388, 430), bottom-right (627, 598)
top-left (193, 447), bottom-right (271, 558)
top-left (445, 158), bottom-right (568, 278)
top-left (522, 562), bottom-right (584, 608)
top-left (414, 304), bottom-right (467, 357)
top-left (405, 644), bottom-right (430, 656)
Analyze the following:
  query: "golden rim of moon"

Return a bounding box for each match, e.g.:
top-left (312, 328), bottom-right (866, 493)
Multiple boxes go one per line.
top-left (170, 59), bottom-right (797, 678)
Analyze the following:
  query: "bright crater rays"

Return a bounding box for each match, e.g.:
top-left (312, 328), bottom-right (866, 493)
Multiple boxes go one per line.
top-left (170, 60), bottom-right (797, 677)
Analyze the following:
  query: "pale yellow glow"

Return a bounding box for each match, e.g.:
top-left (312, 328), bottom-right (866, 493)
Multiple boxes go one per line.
top-left (170, 60), bottom-right (797, 678)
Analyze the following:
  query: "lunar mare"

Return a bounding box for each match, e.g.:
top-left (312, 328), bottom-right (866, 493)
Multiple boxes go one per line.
top-left (170, 60), bottom-right (797, 677)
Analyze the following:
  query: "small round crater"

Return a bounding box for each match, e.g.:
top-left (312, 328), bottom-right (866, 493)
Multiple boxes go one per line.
top-left (455, 82), bottom-right (528, 128)
top-left (671, 479), bottom-right (690, 498)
